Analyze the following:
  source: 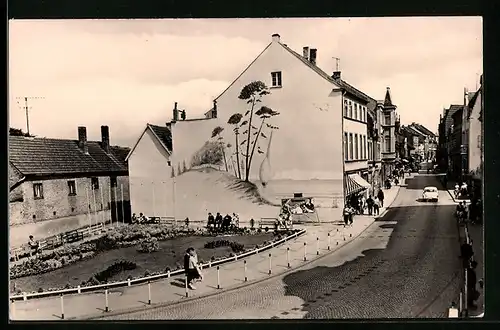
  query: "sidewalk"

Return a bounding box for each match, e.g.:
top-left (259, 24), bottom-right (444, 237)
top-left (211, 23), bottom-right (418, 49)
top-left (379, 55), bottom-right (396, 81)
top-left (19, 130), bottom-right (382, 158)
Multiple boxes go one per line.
top-left (10, 185), bottom-right (402, 321)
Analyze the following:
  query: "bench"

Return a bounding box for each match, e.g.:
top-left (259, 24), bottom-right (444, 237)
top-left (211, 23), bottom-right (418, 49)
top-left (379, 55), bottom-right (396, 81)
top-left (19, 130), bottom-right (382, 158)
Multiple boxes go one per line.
top-left (62, 230), bottom-right (84, 244)
top-left (259, 218), bottom-right (279, 230)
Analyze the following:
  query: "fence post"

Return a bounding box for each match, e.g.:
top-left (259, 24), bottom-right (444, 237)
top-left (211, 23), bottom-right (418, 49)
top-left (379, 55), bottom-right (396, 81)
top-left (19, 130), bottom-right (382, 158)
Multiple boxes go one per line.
top-left (167, 270), bottom-right (171, 278)
top-left (287, 247), bottom-right (290, 268)
top-left (459, 291), bottom-right (463, 316)
top-left (127, 279), bottom-right (131, 287)
top-left (316, 237), bottom-right (320, 255)
top-left (217, 266), bottom-right (221, 289)
top-left (104, 289), bottom-right (109, 312)
top-left (23, 292), bottom-right (27, 301)
top-left (60, 294), bottom-right (65, 319)
top-left (303, 242), bottom-right (307, 261)
top-left (244, 260), bottom-right (248, 282)
top-left (185, 277), bottom-right (189, 297)
top-left (327, 233), bottom-right (331, 250)
top-left (208, 260), bottom-right (212, 268)
top-left (148, 282), bottom-right (151, 305)
top-left (77, 285), bottom-right (81, 294)
top-left (268, 253), bottom-right (272, 275)
top-left (464, 268), bottom-right (468, 317)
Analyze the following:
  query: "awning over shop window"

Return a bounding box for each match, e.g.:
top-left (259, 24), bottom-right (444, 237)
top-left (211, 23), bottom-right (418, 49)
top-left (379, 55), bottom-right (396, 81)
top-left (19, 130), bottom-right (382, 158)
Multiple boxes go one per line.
top-left (350, 173), bottom-right (371, 190)
top-left (345, 174), bottom-right (365, 197)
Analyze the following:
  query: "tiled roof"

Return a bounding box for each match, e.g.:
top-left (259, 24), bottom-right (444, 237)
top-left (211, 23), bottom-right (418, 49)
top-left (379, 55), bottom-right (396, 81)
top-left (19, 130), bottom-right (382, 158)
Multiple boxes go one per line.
top-left (9, 135), bottom-right (129, 176)
top-left (411, 123), bottom-right (435, 137)
top-left (148, 124), bottom-right (172, 151)
top-left (281, 44), bottom-right (374, 104)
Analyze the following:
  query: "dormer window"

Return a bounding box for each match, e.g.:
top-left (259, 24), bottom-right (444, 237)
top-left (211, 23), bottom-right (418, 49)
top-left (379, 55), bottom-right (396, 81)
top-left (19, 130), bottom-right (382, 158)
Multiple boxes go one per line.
top-left (271, 71), bottom-right (282, 87)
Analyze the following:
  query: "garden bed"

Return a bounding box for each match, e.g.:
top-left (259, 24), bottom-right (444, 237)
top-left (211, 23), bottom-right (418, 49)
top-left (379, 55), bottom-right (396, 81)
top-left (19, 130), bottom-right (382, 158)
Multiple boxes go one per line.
top-left (10, 224), bottom-right (298, 294)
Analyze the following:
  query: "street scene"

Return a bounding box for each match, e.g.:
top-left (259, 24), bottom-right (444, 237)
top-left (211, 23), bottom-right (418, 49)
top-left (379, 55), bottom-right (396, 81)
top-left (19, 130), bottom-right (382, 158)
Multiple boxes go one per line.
top-left (8, 17), bottom-right (483, 320)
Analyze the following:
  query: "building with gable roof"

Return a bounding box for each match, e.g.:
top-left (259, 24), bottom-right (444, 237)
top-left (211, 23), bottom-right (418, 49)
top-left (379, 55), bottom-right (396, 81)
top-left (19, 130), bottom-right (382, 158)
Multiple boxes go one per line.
top-left (8, 126), bottom-right (130, 242)
top-left (127, 33), bottom-right (392, 221)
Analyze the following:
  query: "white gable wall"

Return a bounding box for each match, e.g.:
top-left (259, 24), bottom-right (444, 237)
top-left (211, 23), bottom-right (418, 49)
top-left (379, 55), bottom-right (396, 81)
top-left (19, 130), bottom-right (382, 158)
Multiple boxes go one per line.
top-left (128, 128), bottom-right (174, 217)
top-left (468, 91), bottom-right (482, 174)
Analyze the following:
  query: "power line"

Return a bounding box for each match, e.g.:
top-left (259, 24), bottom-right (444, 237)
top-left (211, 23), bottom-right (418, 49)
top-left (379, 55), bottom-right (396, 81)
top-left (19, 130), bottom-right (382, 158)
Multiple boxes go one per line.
top-left (15, 96), bottom-right (44, 136)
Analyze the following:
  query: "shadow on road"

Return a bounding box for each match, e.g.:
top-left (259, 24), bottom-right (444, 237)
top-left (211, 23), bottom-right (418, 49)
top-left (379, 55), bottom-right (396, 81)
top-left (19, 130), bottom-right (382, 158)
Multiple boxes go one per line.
top-left (281, 203), bottom-right (460, 319)
top-left (405, 175), bottom-right (444, 191)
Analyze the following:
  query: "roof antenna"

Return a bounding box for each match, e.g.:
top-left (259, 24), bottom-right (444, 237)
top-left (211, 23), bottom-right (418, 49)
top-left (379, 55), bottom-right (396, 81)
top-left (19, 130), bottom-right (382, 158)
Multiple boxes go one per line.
top-left (15, 96), bottom-right (45, 136)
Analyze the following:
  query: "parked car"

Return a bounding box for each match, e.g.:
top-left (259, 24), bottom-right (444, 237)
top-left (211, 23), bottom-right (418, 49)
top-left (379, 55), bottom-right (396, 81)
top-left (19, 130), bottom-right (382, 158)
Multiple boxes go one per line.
top-left (422, 186), bottom-right (439, 202)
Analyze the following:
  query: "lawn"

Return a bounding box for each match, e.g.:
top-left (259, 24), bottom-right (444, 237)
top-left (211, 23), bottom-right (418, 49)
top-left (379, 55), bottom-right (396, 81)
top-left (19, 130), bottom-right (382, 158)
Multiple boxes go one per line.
top-left (11, 232), bottom-right (275, 293)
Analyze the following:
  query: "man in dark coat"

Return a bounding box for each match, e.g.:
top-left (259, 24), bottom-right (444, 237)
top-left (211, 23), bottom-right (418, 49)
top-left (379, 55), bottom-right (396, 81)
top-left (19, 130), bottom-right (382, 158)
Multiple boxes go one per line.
top-left (366, 196), bottom-right (374, 215)
top-left (207, 212), bottom-right (215, 229)
top-left (215, 212), bottom-right (223, 230)
top-left (377, 189), bottom-right (385, 208)
top-left (223, 214), bottom-right (232, 231)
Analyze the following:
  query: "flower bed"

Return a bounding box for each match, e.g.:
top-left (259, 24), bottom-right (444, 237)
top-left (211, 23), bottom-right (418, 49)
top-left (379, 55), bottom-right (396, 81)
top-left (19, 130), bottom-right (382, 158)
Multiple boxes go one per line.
top-left (11, 225), bottom-right (302, 295)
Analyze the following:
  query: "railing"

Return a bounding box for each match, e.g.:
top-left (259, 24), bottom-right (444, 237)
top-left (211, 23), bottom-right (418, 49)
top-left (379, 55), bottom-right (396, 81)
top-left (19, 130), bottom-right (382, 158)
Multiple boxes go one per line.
top-left (10, 223), bottom-right (106, 262)
top-left (9, 228), bottom-right (307, 301)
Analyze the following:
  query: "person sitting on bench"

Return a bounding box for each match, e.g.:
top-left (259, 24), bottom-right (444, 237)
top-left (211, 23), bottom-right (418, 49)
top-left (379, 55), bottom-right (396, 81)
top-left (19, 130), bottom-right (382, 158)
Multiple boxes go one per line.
top-left (304, 199), bottom-right (315, 213)
top-left (28, 235), bottom-right (39, 256)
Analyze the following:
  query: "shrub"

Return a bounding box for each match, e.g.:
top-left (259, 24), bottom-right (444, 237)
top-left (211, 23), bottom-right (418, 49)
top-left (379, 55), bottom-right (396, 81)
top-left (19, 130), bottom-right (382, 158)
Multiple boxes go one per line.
top-left (211, 256), bottom-right (216, 261)
top-left (90, 260), bottom-right (137, 283)
top-left (257, 228), bottom-right (262, 233)
top-left (137, 237), bottom-right (160, 253)
top-left (38, 287), bottom-right (43, 293)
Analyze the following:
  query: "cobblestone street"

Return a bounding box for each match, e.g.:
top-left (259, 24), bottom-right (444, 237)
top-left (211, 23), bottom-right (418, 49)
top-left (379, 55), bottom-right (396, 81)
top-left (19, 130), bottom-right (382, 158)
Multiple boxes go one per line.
top-left (98, 174), bottom-right (462, 319)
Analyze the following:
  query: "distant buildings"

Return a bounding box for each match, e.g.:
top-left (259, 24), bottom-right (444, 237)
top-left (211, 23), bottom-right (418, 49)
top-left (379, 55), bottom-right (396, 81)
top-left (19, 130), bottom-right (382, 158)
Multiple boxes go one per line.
top-left (9, 126), bottom-right (130, 228)
top-left (398, 123), bottom-right (436, 163)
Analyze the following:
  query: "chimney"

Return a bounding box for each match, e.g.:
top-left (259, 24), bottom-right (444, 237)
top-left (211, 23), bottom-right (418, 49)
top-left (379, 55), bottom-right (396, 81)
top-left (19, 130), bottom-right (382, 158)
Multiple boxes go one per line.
top-left (180, 110), bottom-right (186, 120)
top-left (78, 126), bottom-right (88, 154)
top-left (213, 100), bottom-right (218, 118)
top-left (271, 33), bottom-right (280, 43)
top-left (332, 71), bottom-right (341, 80)
top-left (309, 48), bottom-right (317, 65)
top-left (101, 125), bottom-right (110, 153)
top-left (173, 102), bottom-right (179, 121)
top-left (303, 47), bottom-right (309, 60)
top-left (464, 87), bottom-right (468, 106)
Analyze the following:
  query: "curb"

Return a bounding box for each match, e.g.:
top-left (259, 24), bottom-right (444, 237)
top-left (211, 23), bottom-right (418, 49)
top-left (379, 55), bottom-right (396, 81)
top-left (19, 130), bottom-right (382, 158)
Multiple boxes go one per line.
top-left (83, 219), bottom-right (379, 320)
top-left (374, 185), bottom-right (402, 220)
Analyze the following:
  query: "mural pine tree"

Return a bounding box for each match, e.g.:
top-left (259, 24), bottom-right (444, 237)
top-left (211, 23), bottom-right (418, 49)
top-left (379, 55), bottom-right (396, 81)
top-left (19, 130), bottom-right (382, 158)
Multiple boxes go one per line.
top-left (177, 163), bottom-right (182, 175)
top-left (182, 160), bottom-right (187, 173)
top-left (234, 81), bottom-right (279, 181)
top-left (211, 126), bottom-right (228, 171)
top-left (227, 113), bottom-right (243, 179)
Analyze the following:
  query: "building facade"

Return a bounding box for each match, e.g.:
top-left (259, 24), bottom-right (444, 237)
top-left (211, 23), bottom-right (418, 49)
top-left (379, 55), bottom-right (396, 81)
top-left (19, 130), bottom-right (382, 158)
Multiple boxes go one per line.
top-left (379, 88), bottom-right (399, 183)
top-left (450, 107), bottom-right (464, 181)
top-left (9, 126), bottom-right (130, 229)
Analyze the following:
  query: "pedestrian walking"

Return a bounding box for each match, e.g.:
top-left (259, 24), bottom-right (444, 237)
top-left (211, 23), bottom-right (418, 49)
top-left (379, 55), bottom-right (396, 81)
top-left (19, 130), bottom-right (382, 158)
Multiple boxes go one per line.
top-left (349, 206), bottom-right (354, 225)
top-left (377, 189), bottom-right (385, 208)
top-left (184, 247), bottom-right (203, 290)
top-left (373, 197), bottom-right (380, 215)
top-left (343, 205), bottom-right (351, 226)
top-left (366, 195), bottom-right (374, 216)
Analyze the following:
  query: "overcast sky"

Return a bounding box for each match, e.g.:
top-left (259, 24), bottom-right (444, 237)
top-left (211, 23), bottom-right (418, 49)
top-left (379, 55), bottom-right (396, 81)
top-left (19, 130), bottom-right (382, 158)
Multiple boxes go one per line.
top-left (9, 17), bottom-right (482, 147)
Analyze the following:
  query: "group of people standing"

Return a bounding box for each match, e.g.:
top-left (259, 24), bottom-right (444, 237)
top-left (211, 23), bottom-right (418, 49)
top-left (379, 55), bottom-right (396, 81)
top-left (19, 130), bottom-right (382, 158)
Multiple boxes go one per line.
top-left (206, 212), bottom-right (239, 231)
top-left (461, 240), bottom-right (482, 310)
top-left (454, 182), bottom-right (470, 199)
top-left (344, 189), bottom-right (386, 226)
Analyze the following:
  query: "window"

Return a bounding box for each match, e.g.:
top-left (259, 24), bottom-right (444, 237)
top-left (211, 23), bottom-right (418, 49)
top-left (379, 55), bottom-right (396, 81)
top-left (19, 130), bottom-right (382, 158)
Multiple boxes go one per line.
top-left (33, 183), bottom-right (44, 199)
top-left (91, 177), bottom-right (99, 190)
top-left (344, 132), bottom-right (348, 160)
top-left (385, 113), bottom-right (391, 125)
top-left (368, 141), bottom-right (373, 160)
top-left (68, 180), bottom-right (77, 195)
top-left (362, 108), bottom-right (366, 122)
top-left (344, 100), bottom-right (348, 117)
top-left (354, 104), bottom-right (358, 120)
top-left (385, 135), bottom-right (391, 153)
top-left (271, 71), bottom-right (282, 87)
top-left (349, 133), bottom-right (353, 160)
top-left (348, 101), bottom-right (353, 118)
top-left (376, 142), bottom-right (381, 161)
top-left (110, 176), bottom-right (117, 188)
top-left (363, 135), bottom-right (366, 159)
top-left (354, 134), bottom-right (359, 160)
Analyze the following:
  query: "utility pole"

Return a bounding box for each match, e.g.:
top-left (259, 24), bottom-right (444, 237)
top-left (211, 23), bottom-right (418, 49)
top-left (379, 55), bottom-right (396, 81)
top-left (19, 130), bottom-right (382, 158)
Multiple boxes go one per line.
top-left (15, 96), bottom-right (44, 136)
top-left (332, 57), bottom-right (340, 71)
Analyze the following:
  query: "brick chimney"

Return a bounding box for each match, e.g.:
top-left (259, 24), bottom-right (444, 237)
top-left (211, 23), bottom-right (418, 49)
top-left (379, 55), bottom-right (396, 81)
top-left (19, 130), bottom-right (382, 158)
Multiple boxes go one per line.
top-left (212, 100), bottom-right (218, 118)
top-left (332, 71), bottom-right (341, 80)
top-left (309, 48), bottom-right (317, 65)
top-left (303, 47), bottom-right (309, 60)
top-left (173, 102), bottom-right (179, 122)
top-left (101, 125), bottom-right (110, 153)
top-left (78, 126), bottom-right (88, 154)
top-left (272, 33), bottom-right (280, 43)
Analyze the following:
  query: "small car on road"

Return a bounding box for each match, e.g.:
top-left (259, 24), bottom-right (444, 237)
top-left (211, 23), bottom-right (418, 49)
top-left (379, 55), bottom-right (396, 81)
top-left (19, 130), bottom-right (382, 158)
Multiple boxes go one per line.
top-left (422, 186), bottom-right (439, 202)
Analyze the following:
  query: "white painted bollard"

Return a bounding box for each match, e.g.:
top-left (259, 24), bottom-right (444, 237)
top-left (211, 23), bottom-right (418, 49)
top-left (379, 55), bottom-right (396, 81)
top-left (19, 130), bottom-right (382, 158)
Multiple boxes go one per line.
top-left (208, 260), bottom-right (212, 268)
top-left (10, 300), bottom-right (16, 319)
top-left (185, 277), bottom-right (189, 297)
top-left (23, 292), bottom-right (27, 301)
top-left (60, 295), bottom-right (65, 319)
top-left (316, 237), bottom-right (320, 255)
top-left (167, 270), bottom-right (171, 278)
top-left (217, 266), bottom-right (221, 289)
top-left (327, 233), bottom-right (331, 250)
top-left (303, 242), bottom-right (307, 261)
top-left (104, 289), bottom-right (109, 312)
top-left (77, 285), bottom-right (81, 294)
top-left (287, 247), bottom-right (290, 268)
top-left (459, 291), bottom-right (463, 314)
top-left (148, 282), bottom-right (151, 305)
top-left (244, 260), bottom-right (248, 282)
top-left (127, 279), bottom-right (131, 286)
top-left (268, 253), bottom-right (272, 275)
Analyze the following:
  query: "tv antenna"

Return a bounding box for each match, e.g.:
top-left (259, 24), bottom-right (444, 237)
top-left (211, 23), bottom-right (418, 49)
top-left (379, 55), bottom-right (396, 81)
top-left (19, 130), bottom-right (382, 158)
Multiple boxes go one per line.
top-left (332, 57), bottom-right (340, 71)
top-left (15, 96), bottom-right (45, 136)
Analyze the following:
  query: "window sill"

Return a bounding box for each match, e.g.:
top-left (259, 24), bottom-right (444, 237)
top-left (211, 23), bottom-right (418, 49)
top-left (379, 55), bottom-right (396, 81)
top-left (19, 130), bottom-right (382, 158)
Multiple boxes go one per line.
top-left (34, 197), bottom-right (44, 200)
top-left (345, 159), bottom-right (369, 163)
top-left (343, 116), bottom-right (366, 124)
top-left (68, 193), bottom-right (77, 196)
top-left (270, 86), bottom-right (282, 89)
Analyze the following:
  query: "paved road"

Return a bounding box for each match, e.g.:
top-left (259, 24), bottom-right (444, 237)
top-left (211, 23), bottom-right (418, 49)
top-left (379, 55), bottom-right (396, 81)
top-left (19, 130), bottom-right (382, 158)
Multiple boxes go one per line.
top-left (100, 174), bottom-right (462, 319)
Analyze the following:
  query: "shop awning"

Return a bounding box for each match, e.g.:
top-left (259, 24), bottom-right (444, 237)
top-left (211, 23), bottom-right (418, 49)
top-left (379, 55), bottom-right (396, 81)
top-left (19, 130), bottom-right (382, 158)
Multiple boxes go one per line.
top-left (350, 173), bottom-right (371, 189)
top-left (345, 175), bottom-right (365, 197)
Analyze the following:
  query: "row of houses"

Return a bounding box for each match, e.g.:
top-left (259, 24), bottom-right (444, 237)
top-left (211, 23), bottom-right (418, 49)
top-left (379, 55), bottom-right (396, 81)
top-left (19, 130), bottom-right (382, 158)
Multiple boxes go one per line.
top-left (9, 33), bottom-right (415, 231)
top-left (396, 123), bottom-right (437, 162)
top-left (437, 75), bottom-right (483, 198)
